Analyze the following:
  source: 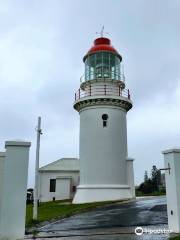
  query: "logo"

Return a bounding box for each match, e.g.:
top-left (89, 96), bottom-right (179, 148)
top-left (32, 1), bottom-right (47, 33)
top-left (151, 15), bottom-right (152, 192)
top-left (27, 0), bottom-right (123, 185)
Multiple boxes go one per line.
top-left (135, 227), bottom-right (172, 235)
top-left (135, 227), bottom-right (143, 235)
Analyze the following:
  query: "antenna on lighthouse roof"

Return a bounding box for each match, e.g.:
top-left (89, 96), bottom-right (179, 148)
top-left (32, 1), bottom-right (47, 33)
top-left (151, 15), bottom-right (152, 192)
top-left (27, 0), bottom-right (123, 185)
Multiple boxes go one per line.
top-left (96, 26), bottom-right (109, 37)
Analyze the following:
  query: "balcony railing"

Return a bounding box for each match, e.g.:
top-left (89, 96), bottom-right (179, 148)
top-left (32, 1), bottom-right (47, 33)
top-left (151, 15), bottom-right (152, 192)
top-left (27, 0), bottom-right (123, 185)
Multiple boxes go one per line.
top-left (75, 85), bottom-right (130, 101)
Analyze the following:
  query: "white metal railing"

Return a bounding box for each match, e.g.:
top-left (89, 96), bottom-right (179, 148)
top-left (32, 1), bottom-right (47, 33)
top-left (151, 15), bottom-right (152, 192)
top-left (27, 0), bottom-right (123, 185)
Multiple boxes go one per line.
top-left (75, 84), bottom-right (130, 101)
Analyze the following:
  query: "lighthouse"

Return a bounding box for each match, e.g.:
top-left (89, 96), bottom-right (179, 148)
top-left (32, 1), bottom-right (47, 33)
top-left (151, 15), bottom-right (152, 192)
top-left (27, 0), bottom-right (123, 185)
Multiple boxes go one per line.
top-left (73, 35), bottom-right (135, 203)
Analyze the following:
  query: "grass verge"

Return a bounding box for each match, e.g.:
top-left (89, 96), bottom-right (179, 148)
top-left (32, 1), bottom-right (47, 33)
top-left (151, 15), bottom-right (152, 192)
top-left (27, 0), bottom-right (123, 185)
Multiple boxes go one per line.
top-left (170, 236), bottom-right (180, 240)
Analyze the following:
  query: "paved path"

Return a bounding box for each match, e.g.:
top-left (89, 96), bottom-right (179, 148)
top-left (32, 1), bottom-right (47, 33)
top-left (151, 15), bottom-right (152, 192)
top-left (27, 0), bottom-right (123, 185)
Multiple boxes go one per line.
top-left (26, 196), bottom-right (172, 239)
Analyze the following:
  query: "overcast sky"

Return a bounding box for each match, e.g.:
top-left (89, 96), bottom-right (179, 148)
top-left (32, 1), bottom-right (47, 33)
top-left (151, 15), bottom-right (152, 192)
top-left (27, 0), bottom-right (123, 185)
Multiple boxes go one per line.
top-left (0, 0), bottom-right (180, 187)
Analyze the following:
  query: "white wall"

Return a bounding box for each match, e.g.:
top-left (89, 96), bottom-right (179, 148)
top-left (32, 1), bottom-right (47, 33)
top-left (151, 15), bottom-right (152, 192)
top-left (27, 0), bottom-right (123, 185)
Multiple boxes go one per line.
top-left (163, 149), bottom-right (180, 232)
top-left (126, 158), bottom-right (135, 198)
top-left (0, 141), bottom-right (30, 240)
top-left (56, 178), bottom-right (71, 200)
top-left (39, 171), bottom-right (79, 202)
top-left (0, 152), bottom-right (5, 229)
top-left (79, 105), bottom-right (128, 185)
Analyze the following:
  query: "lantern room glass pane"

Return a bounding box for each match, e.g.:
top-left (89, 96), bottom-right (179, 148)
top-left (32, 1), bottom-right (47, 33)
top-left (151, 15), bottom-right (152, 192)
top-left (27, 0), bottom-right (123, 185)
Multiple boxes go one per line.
top-left (85, 52), bottom-right (121, 81)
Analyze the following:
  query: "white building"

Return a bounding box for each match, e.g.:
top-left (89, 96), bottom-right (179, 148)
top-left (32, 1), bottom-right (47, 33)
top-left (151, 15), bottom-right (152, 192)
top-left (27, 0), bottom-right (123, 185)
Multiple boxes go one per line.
top-left (38, 158), bottom-right (80, 202)
top-left (73, 36), bottom-right (135, 203)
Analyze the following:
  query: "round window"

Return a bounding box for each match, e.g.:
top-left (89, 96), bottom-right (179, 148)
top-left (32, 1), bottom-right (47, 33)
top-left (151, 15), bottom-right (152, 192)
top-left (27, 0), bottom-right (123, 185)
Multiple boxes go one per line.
top-left (102, 114), bottom-right (108, 120)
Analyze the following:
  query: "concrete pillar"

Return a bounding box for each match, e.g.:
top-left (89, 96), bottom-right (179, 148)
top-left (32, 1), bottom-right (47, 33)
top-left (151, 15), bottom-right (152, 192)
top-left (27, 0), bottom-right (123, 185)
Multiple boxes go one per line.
top-left (126, 158), bottom-right (135, 198)
top-left (162, 149), bottom-right (180, 233)
top-left (0, 151), bottom-right (6, 232)
top-left (0, 141), bottom-right (31, 240)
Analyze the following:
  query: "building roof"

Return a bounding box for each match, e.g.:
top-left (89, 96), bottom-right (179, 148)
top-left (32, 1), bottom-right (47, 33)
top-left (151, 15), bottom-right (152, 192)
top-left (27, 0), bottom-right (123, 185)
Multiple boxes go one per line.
top-left (83, 37), bottom-right (122, 62)
top-left (39, 158), bottom-right (80, 172)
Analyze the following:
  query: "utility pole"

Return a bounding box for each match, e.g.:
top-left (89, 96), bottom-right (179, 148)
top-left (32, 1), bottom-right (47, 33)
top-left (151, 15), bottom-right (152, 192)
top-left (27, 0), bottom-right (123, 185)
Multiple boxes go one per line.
top-left (33, 116), bottom-right (42, 220)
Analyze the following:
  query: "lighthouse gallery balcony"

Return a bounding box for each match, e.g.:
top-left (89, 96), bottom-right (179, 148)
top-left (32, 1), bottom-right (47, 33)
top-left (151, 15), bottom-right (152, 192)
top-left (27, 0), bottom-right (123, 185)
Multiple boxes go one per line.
top-left (74, 83), bottom-right (132, 112)
top-left (74, 84), bottom-right (130, 101)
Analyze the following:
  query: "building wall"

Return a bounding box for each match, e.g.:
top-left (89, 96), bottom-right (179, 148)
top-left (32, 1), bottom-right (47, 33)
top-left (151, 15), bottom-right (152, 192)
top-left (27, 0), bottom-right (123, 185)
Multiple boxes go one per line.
top-left (126, 158), bottom-right (135, 198)
top-left (79, 105), bottom-right (128, 185)
top-left (39, 170), bottom-right (79, 202)
top-left (0, 152), bottom-right (5, 229)
top-left (56, 178), bottom-right (71, 200)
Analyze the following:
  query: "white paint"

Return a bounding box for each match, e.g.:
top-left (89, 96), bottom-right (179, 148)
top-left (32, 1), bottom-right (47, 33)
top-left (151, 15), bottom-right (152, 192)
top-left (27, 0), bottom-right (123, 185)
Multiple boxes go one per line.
top-left (162, 149), bottom-right (180, 233)
top-left (0, 141), bottom-right (31, 240)
top-left (73, 104), bottom-right (135, 203)
top-left (39, 158), bottom-right (80, 202)
top-left (56, 177), bottom-right (71, 200)
top-left (74, 184), bottom-right (131, 203)
top-left (80, 106), bottom-right (127, 185)
top-left (126, 158), bottom-right (135, 198)
top-left (0, 152), bottom-right (6, 230)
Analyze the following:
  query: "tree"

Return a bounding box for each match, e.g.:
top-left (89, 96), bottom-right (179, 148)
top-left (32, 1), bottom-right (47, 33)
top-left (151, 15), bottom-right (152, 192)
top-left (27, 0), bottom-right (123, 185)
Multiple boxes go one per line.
top-left (137, 165), bottom-right (163, 195)
top-left (144, 170), bottom-right (148, 182)
top-left (138, 178), bottom-right (154, 194)
top-left (151, 165), bottom-right (161, 191)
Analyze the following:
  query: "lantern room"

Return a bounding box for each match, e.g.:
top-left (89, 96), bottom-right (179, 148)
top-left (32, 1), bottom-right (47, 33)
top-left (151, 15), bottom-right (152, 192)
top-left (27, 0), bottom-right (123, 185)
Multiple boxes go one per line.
top-left (83, 37), bottom-right (123, 81)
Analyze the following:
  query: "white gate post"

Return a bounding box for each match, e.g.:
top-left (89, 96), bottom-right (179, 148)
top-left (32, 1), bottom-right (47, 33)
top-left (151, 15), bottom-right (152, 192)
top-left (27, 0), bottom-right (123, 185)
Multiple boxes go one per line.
top-left (162, 148), bottom-right (180, 233)
top-left (0, 152), bottom-right (6, 233)
top-left (0, 141), bottom-right (31, 240)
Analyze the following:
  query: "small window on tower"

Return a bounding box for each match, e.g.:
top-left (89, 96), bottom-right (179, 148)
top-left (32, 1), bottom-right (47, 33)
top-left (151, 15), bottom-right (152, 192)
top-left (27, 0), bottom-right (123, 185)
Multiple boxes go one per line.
top-left (102, 114), bottom-right (108, 128)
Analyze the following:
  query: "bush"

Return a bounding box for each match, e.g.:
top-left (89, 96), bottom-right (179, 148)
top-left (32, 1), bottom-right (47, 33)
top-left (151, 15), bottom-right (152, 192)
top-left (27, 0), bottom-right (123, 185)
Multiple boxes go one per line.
top-left (138, 179), bottom-right (154, 194)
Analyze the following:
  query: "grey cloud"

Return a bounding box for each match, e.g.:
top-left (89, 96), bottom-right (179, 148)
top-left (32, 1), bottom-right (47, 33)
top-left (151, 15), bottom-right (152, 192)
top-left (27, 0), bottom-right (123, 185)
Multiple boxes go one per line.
top-left (0, 0), bottom-right (180, 186)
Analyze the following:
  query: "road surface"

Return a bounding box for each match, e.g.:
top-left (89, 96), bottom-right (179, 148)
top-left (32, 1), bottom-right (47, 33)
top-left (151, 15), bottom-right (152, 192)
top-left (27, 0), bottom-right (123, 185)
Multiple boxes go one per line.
top-left (26, 196), bottom-right (172, 239)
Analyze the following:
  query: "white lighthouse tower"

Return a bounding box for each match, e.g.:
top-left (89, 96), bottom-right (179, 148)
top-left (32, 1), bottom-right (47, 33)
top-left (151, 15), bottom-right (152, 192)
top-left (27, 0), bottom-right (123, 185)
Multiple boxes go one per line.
top-left (73, 35), bottom-right (135, 203)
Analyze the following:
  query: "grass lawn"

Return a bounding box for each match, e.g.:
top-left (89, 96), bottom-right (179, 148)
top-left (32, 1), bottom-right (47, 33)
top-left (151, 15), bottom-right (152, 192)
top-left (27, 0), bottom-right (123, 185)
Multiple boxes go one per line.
top-left (170, 236), bottom-right (180, 240)
top-left (26, 199), bottom-right (125, 229)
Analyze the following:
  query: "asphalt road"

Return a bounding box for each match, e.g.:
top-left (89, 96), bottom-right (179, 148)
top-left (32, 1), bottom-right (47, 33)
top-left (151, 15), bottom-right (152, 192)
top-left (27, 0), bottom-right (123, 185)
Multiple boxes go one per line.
top-left (26, 196), bottom-right (171, 239)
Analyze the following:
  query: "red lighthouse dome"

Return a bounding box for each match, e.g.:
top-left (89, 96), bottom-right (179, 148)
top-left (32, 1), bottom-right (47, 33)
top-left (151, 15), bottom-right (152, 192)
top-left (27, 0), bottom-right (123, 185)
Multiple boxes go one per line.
top-left (83, 37), bottom-right (122, 62)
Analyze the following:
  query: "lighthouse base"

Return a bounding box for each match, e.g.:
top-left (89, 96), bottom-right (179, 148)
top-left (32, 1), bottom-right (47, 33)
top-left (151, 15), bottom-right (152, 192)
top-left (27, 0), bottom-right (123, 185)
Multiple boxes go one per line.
top-left (73, 184), bottom-right (134, 204)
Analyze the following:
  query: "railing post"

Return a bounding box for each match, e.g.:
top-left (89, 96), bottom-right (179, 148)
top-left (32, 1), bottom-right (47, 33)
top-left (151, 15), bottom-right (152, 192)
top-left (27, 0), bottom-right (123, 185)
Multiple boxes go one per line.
top-left (89, 85), bottom-right (91, 96)
top-left (128, 89), bottom-right (130, 99)
top-left (118, 86), bottom-right (121, 96)
top-left (104, 85), bottom-right (106, 95)
top-left (78, 89), bottom-right (80, 99)
top-left (75, 93), bottom-right (76, 101)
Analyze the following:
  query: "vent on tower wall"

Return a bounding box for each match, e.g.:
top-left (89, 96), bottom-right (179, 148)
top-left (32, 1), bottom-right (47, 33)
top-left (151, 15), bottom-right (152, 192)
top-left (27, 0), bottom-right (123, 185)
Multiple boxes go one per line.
top-left (102, 114), bottom-right (108, 127)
